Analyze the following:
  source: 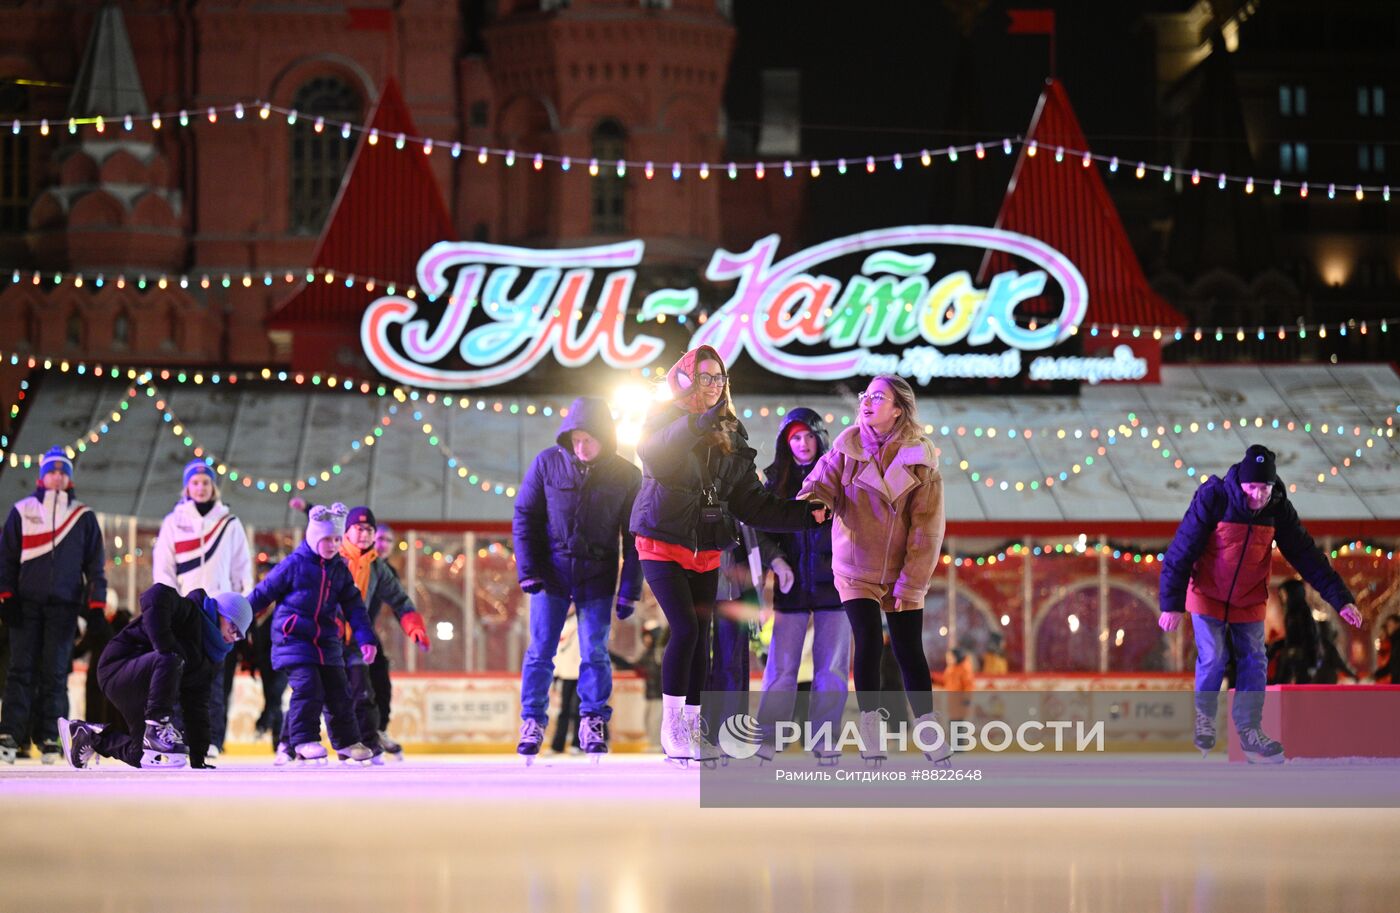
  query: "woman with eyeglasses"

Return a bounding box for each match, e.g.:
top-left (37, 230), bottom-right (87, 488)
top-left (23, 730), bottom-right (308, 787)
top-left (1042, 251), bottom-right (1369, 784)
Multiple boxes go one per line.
top-left (798, 375), bottom-right (949, 766)
top-left (631, 345), bottom-right (829, 767)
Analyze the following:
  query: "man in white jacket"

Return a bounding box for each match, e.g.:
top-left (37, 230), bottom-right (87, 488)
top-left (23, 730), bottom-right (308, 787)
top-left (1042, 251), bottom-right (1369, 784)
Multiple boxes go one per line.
top-left (152, 460), bottom-right (252, 757)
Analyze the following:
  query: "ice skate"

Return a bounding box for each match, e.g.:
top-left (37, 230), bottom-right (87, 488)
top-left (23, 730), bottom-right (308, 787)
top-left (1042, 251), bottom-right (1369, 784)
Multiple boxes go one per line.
top-left (335, 742), bottom-right (374, 766)
top-left (57, 718), bottom-right (100, 770)
top-left (273, 742), bottom-right (293, 767)
top-left (1239, 727), bottom-right (1285, 765)
top-left (660, 704), bottom-right (690, 769)
top-left (377, 730), bottom-right (405, 761)
top-left (39, 738), bottom-right (61, 765)
top-left (517, 719), bottom-right (545, 766)
top-left (0, 734), bottom-right (17, 765)
top-left (206, 745), bottom-right (221, 761)
top-left (913, 710), bottom-right (953, 766)
top-left (293, 742), bottom-right (329, 766)
top-left (688, 714), bottom-right (722, 769)
top-left (813, 748), bottom-right (841, 767)
top-left (140, 718), bottom-right (188, 769)
top-left (858, 709), bottom-right (889, 767)
top-left (579, 715), bottom-right (609, 764)
top-left (1194, 710), bottom-right (1216, 757)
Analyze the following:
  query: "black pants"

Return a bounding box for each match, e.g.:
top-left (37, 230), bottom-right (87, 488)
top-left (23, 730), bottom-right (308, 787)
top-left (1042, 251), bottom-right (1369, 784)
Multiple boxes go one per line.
top-left (369, 648), bottom-right (392, 728)
top-left (703, 614), bottom-right (751, 734)
top-left (551, 678), bottom-right (581, 752)
top-left (642, 560), bottom-right (718, 703)
top-left (0, 600), bottom-right (79, 745)
top-left (93, 646), bottom-right (186, 768)
top-left (845, 600), bottom-right (932, 717)
top-left (283, 663), bottom-right (360, 750)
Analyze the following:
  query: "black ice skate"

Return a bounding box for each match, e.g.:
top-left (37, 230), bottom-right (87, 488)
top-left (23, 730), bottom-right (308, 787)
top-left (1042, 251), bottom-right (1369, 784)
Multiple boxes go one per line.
top-left (0, 734), bottom-right (18, 764)
top-left (57, 718), bottom-right (100, 770)
top-left (1239, 727), bottom-right (1285, 765)
top-left (141, 717), bottom-right (189, 769)
top-left (579, 716), bottom-right (609, 764)
top-left (517, 719), bottom-right (545, 766)
top-left (1193, 710), bottom-right (1217, 757)
top-left (377, 730), bottom-right (404, 761)
top-left (857, 709), bottom-right (889, 767)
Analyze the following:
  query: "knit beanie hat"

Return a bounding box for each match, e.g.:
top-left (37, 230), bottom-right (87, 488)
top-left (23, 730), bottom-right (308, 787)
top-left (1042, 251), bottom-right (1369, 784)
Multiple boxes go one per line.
top-left (306, 502), bottom-right (348, 551)
top-left (40, 446), bottom-right (72, 478)
top-left (207, 592), bottom-right (253, 637)
top-left (1238, 445), bottom-right (1276, 484)
top-left (183, 459), bottom-right (215, 488)
top-left (346, 506), bottom-right (376, 529)
top-left (784, 421), bottom-right (813, 444)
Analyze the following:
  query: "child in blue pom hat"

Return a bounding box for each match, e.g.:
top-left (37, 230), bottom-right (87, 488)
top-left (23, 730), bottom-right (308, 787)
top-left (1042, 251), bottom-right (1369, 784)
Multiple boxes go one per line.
top-left (0, 446), bottom-right (107, 764)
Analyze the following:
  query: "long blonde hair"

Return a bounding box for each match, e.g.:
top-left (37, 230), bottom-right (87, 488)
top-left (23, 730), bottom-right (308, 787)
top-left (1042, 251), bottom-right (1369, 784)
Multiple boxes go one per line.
top-left (869, 374), bottom-right (923, 444)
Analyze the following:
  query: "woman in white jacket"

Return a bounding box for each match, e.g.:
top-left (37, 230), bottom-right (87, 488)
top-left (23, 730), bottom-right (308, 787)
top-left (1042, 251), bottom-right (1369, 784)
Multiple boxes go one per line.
top-left (152, 460), bottom-right (253, 757)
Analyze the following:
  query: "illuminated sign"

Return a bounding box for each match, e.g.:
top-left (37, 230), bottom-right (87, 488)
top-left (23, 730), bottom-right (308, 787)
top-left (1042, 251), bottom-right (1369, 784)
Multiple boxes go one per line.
top-left (361, 226), bottom-right (1100, 390)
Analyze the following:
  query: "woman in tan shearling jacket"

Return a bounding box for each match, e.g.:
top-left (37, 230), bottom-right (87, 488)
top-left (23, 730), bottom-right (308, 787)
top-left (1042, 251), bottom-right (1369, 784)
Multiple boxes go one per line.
top-left (798, 374), bottom-right (949, 764)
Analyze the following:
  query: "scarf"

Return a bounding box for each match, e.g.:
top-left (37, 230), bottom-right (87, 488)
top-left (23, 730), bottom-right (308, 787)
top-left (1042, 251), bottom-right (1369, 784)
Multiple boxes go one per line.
top-left (858, 422), bottom-right (903, 475)
top-left (200, 598), bottom-right (233, 663)
top-left (340, 539), bottom-right (376, 601)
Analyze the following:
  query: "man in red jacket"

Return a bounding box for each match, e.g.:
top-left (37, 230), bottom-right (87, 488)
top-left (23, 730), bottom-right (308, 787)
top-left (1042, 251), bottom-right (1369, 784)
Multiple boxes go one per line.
top-left (1158, 445), bottom-right (1362, 763)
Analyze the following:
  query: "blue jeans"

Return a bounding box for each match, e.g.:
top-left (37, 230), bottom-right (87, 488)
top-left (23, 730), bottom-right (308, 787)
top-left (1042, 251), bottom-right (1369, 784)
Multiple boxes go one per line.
top-left (758, 611), bottom-right (851, 750)
top-left (520, 593), bottom-right (614, 725)
top-left (1192, 614), bottom-right (1267, 730)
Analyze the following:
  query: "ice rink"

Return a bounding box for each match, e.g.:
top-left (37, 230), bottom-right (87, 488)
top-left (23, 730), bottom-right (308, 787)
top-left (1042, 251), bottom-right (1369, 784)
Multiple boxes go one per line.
top-left (5, 751), bottom-right (1399, 913)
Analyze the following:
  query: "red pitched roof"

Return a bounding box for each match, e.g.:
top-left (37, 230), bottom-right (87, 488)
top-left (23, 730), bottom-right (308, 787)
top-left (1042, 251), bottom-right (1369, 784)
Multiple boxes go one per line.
top-left (267, 77), bottom-right (453, 328)
top-left (979, 80), bottom-right (1185, 329)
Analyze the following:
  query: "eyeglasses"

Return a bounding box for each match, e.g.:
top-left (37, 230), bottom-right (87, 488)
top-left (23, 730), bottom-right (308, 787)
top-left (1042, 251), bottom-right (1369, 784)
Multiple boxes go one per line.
top-left (858, 392), bottom-right (890, 406)
top-left (697, 372), bottom-right (727, 387)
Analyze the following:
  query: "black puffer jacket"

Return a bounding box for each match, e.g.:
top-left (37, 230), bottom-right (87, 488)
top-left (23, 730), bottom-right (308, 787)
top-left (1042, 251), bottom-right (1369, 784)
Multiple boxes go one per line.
top-left (762, 408), bottom-right (841, 612)
top-left (98, 583), bottom-right (218, 762)
top-left (513, 397), bottom-right (643, 603)
top-left (630, 404), bottom-right (816, 552)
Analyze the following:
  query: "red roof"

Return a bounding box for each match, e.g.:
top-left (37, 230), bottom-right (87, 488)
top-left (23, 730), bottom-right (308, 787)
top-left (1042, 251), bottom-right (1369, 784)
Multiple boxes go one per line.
top-left (979, 80), bottom-right (1185, 329)
top-left (267, 77), bottom-right (453, 328)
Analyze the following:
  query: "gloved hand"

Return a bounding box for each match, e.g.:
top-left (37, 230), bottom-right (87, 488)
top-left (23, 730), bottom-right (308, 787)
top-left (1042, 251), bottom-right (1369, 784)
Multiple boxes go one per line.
top-left (361, 643), bottom-right (378, 665)
top-left (400, 611), bottom-right (431, 653)
top-left (616, 600), bottom-right (636, 621)
top-left (1157, 611), bottom-right (1183, 632)
top-left (520, 578), bottom-right (545, 595)
top-left (771, 558), bottom-right (795, 594)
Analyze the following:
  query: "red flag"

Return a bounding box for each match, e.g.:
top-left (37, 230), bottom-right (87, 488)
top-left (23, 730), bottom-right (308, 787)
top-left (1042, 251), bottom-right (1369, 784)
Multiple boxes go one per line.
top-left (1007, 8), bottom-right (1055, 34)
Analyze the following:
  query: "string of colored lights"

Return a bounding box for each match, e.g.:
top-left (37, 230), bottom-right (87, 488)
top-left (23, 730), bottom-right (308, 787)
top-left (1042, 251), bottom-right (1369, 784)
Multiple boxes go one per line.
top-left (2, 381), bottom-right (146, 467)
top-left (1331, 540), bottom-right (1398, 560)
top-left (8, 264), bottom-right (431, 303)
top-left (146, 386), bottom-right (396, 494)
top-left (396, 403), bottom-right (521, 499)
top-left (940, 540), bottom-right (1170, 567)
top-left (20, 99), bottom-right (1396, 203)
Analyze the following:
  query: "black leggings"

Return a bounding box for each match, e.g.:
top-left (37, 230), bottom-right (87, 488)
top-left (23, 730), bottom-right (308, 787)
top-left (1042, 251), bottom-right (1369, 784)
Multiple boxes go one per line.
top-left (845, 599), bottom-right (932, 717)
top-left (642, 560), bottom-right (718, 703)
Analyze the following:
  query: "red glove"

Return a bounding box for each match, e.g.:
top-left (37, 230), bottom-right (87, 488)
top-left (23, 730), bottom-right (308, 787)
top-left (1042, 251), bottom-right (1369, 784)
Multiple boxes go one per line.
top-left (400, 611), bottom-right (430, 652)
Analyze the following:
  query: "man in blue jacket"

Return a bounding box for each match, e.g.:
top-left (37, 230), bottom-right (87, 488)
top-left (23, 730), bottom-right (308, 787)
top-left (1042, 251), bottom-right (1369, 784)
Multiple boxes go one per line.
top-left (0, 447), bottom-right (107, 764)
top-left (513, 397), bottom-right (642, 761)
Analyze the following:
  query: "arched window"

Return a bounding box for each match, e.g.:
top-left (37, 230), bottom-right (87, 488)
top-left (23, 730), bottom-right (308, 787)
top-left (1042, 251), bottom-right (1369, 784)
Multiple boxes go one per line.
top-left (289, 77), bottom-right (362, 234)
top-left (0, 82), bottom-right (30, 233)
top-left (591, 120), bottom-right (627, 234)
top-left (112, 311), bottom-right (130, 349)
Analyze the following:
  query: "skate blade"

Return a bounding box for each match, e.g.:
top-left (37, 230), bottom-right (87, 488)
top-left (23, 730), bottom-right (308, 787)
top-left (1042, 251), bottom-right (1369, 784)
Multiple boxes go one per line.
top-left (385, 751), bottom-right (404, 762)
top-left (140, 751), bottom-right (188, 769)
top-left (1244, 752), bottom-right (1285, 765)
top-left (590, 754), bottom-right (603, 765)
top-left (58, 720), bottom-right (77, 770)
top-left (816, 755), bottom-right (840, 767)
top-left (523, 754), bottom-right (537, 767)
top-left (41, 752), bottom-right (60, 765)
top-left (663, 755), bottom-right (691, 769)
top-left (861, 756), bottom-right (887, 768)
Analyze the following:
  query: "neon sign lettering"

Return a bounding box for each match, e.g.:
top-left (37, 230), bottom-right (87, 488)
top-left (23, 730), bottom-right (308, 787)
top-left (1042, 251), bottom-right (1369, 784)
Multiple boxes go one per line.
top-left (360, 226), bottom-right (1090, 390)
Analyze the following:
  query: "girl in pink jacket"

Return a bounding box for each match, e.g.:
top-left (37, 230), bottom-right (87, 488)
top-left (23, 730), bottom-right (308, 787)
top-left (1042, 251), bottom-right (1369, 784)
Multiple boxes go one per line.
top-left (798, 375), bottom-right (949, 765)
